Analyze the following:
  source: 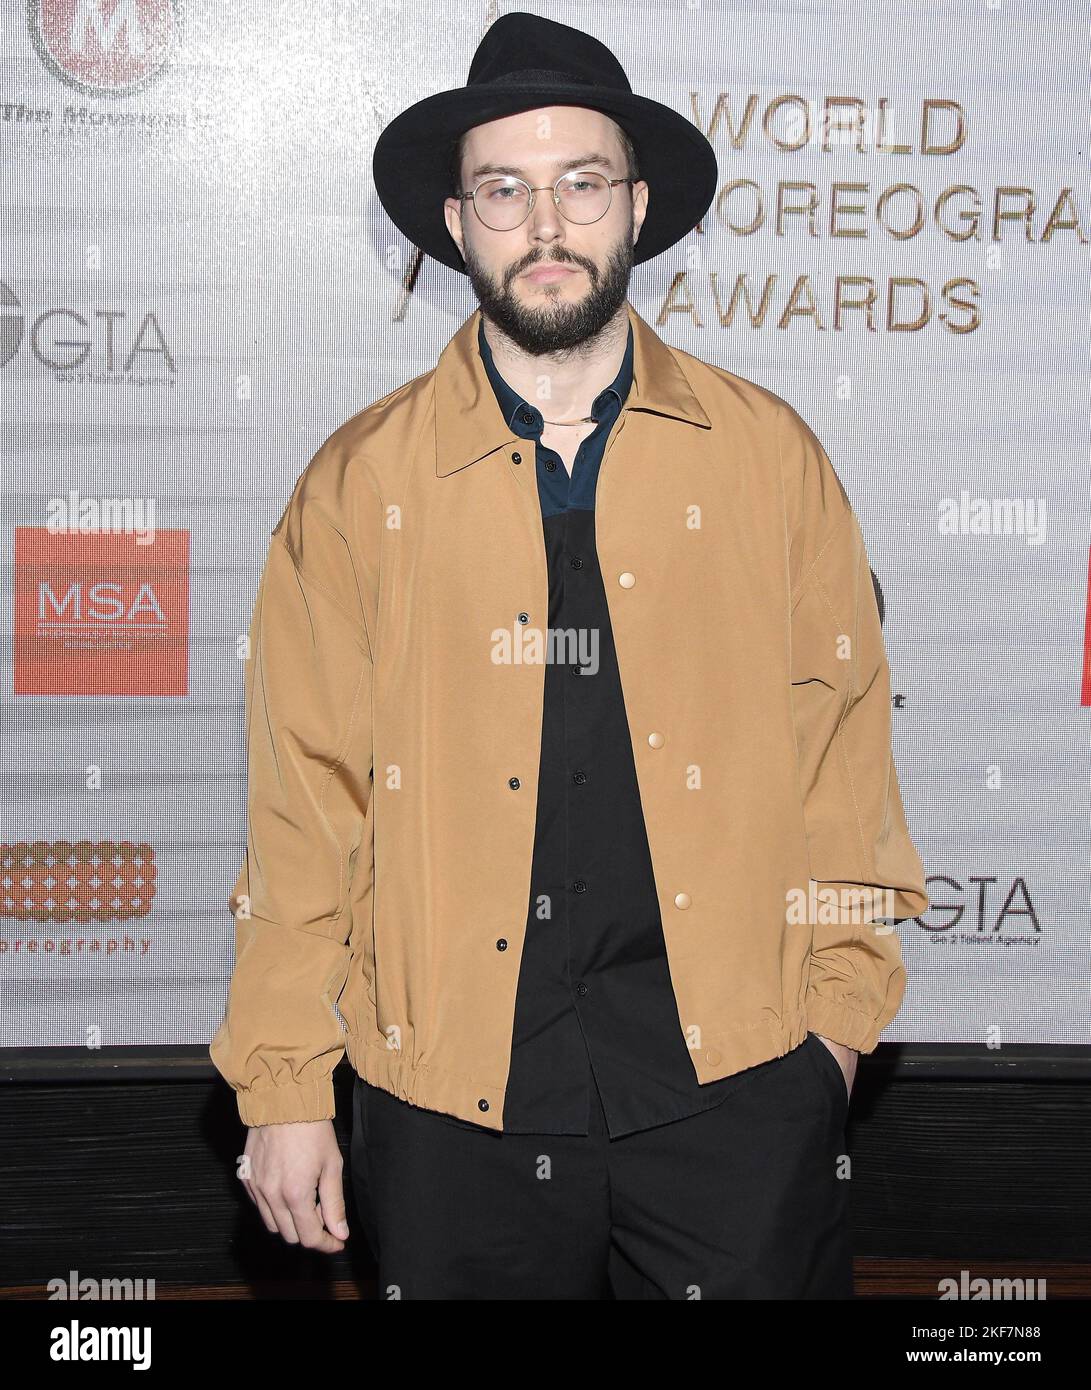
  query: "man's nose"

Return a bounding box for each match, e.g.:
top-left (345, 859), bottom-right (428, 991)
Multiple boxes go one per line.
top-left (525, 191), bottom-right (566, 244)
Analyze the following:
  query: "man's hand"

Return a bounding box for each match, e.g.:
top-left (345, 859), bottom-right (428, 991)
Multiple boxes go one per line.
top-left (815, 1034), bottom-right (858, 1100)
top-left (239, 1119), bottom-right (349, 1252)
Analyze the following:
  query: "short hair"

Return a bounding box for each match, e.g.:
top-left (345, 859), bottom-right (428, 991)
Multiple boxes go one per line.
top-left (448, 118), bottom-right (640, 196)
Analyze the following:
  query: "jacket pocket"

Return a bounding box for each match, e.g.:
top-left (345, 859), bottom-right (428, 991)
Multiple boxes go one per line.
top-left (806, 1031), bottom-right (850, 1109)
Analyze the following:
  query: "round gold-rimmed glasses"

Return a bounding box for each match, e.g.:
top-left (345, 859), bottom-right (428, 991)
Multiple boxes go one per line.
top-left (457, 169), bottom-right (635, 231)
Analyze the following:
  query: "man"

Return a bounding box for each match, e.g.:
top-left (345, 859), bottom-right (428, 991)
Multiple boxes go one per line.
top-left (210, 12), bottom-right (929, 1299)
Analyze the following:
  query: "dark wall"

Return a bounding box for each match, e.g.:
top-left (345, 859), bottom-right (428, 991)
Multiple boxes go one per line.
top-left (1, 1047), bottom-right (1088, 1298)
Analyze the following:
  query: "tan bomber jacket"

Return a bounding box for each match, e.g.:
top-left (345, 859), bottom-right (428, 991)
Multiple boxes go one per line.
top-left (209, 301), bottom-right (930, 1129)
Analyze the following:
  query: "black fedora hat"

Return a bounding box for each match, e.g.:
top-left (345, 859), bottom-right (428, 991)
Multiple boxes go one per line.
top-left (372, 10), bottom-right (719, 274)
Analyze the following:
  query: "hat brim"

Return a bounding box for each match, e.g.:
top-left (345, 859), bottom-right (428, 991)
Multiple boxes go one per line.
top-left (372, 84), bottom-right (719, 274)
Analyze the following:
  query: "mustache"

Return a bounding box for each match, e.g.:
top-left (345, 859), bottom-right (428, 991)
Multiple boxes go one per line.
top-left (509, 251), bottom-right (594, 283)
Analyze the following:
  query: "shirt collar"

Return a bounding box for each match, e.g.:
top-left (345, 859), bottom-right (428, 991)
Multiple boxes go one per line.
top-left (477, 313), bottom-right (633, 437)
top-left (433, 303), bottom-right (711, 479)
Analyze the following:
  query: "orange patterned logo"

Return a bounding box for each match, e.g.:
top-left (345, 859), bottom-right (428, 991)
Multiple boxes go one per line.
top-left (2, 840), bottom-right (156, 923)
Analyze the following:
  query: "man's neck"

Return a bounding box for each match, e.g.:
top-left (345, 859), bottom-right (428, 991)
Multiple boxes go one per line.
top-left (481, 303), bottom-right (630, 422)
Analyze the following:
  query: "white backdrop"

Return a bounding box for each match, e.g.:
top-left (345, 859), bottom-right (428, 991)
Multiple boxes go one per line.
top-left (2, 0), bottom-right (1087, 1051)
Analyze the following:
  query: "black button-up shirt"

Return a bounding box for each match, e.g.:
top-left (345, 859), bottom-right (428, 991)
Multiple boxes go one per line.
top-left (475, 315), bottom-right (752, 1138)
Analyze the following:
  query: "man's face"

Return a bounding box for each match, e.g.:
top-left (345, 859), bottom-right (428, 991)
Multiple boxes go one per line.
top-left (443, 105), bottom-right (649, 355)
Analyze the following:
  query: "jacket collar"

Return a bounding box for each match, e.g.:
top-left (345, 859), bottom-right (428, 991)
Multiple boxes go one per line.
top-left (434, 300), bottom-right (711, 477)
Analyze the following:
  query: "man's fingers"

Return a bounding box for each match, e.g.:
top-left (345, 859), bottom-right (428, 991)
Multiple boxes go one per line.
top-left (267, 1195), bottom-right (302, 1245)
top-left (251, 1187), bottom-right (280, 1236)
top-left (287, 1193), bottom-right (343, 1253)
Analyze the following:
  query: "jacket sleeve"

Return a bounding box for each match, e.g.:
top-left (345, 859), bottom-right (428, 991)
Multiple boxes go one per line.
top-left (209, 455), bottom-right (375, 1125)
top-left (781, 402), bottom-right (930, 1054)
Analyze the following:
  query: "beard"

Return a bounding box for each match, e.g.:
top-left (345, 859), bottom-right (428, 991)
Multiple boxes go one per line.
top-left (462, 205), bottom-right (635, 356)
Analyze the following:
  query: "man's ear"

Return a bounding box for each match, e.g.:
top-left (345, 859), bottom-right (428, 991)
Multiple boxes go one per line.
top-left (442, 197), bottom-right (465, 258)
top-left (631, 181), bottom-right (649, 243)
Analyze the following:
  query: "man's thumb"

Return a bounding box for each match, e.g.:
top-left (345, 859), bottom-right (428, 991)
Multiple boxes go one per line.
top-left (318, 1163), bottom-right (350, 1239)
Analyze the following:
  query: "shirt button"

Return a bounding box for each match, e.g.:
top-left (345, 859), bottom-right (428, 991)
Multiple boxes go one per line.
top-left (496, 938), bottom-right (508, 951)
top-left (517, 612), bottom-right (529, 623)
top-left (576, 982), bottom-right (589, 997)
top-left (520, 410), bottom-right (533, 424)
top-left (512, 452), bottom-right (522, 464)
top-left (569, 556), bottom-right (583, 569)
top-left (478, 1098), bottom-right (490, 1112)
top-left (508, 776), bottom-right (521, 789)
top-left (570, 665), bottom-right (583, 677)
top-left (573, 879), bottom-right (587, 893)
top-left (704, 1048), bottom-right (722, 1066)
top-left (618, 571), bottom-right (636, 588)
top-left (545, 459), bottom-right (557, 472)
top-left (675, 892), bottom-right (691, 909)
top-left (572, 770), bottom-right (587, 784)
top-left (648, 731), bottom-right (665, 748)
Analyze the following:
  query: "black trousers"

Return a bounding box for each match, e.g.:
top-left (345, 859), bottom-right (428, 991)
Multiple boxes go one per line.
top-left (349, 1032), bottom-right (854, 1300)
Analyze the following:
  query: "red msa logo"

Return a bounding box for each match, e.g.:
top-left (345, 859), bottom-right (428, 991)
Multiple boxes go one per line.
top-left (29, 0), bottom-right (181, 98)
top-left (14, 528), bottom-right (190, 695)
top-left (1084, 546), bottom-right (1091, 707)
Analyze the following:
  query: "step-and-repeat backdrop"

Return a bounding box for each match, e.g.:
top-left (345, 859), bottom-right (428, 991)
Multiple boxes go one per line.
top-left (2, 1), bottom-right (1087, 1052)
